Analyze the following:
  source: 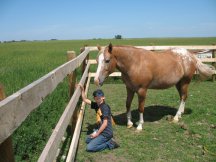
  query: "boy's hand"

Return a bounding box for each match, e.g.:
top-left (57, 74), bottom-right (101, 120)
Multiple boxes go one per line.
top-left (76, 84), bottom-right (84, 91)
top-left (76, 83), bottom-right (91, 105)
top-left (90, 132), bottom-right (98, 138)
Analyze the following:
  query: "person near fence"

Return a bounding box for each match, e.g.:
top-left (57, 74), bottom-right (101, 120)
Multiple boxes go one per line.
top-left (77, 84), bottom-right (119, 152)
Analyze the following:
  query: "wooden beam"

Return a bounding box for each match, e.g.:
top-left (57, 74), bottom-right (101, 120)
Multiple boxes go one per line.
top-left (89, 72), bottom-right (122, 78)
top-left (67, 51), bottom-right (78, 136)
top-left (200, 58), bottom-right (216, 63)
top-left (86, 45), bottom-right (216, 52)
top-left (0, 85), bottom-right (15, 162)
top-left (38, 62), bottom-right (90, 162)
top-left (0, 48), bottom-right (90, 144)
top-left (0, 137), bottom-right (15, 162)
top-left (88, 59), bottom-right (97, 64)
top-left (212, 50), bottom-right (216, 81)
top-left (66, 73), bottom-right (91, 162)
top-left (67, 51), bottom-right (77, 98)
top-left (134, 45), bottom-right (216, 50)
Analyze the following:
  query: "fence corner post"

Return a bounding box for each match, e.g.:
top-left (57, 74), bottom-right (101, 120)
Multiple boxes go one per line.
top-left (0, 85), bottom-right (15, 162)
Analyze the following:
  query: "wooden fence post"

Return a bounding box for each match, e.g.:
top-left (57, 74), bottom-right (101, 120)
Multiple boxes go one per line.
top-left (81, 46), bottom-right (89, 94)
top-left (67, 51), bottom-right (76, 98)
top-left (66, 51), bottom-right (79, 134)
top-left (0, 85), bottom-right (15, 162)
top-left (212, 50), bottom-right (216, 81)
top-left (81, 47), bottom-right (89, 74)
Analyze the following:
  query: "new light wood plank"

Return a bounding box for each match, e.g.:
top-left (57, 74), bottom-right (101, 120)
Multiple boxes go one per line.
top-left (200, 58), bottom-right (216, 63)
top-left (66, 73), bottom-right (91, 162)
top-left (89, 72), bottom-right (122, 78)
top-left (87, 45), bottom-right (216, 52)
top-left (38, 62), bottom-right (90, 162)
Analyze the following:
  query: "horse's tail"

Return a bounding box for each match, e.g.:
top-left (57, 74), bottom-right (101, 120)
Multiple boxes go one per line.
top-left (193, 56), bottom-right (215, 79)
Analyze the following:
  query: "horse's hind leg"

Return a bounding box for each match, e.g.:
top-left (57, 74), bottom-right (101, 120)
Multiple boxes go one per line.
top-left (126, 87), bottom-right (135, 128)
top-left (136, 88), bottom-right (146, 130)
top-left (173, 80), bottom-right (190, 122)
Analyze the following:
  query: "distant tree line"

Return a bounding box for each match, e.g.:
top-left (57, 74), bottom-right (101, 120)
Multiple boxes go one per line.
top-left (115, 35), bottom-right (122, 39)
top-left (2, 39), bottom-right (58, 43)
top-left (1, 36), bottom-right (125, 43)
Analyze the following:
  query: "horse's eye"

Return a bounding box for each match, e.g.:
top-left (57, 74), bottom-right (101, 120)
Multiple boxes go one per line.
top-left (105, 59), bottom-right (110, 63)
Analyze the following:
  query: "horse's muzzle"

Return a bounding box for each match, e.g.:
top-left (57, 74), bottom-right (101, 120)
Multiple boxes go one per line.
top-left (99, 81), bottom-right (103, 86)
top-left (94, 78), bottom-right (103, 87)
top-left (94, 78), bottom-right (100, 86)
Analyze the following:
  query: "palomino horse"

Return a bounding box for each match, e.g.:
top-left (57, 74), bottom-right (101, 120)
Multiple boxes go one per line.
top-left (94, 44), bottom-right (215, 130)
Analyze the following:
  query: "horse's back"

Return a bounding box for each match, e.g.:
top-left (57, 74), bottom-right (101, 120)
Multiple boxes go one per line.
top-left (133, 49), bottom-right (194, 89)
top-left (116, 46), bottom-right (196, 90)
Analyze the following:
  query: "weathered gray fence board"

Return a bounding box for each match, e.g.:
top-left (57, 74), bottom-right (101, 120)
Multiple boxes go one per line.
top-left (0, 48), bottom-right (90, 144)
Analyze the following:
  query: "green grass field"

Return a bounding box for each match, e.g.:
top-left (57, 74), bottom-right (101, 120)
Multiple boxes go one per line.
top-left (0, 37), bottom-right (216, 161)
top-left (76, 82), bottom-right (216, 162)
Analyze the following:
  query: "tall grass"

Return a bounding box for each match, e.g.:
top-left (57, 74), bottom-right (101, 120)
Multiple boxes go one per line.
top-left (0, 37), bottom-right (216, 161)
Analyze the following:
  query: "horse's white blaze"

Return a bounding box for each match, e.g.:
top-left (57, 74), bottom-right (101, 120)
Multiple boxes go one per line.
top-left (94, 54), bottom-right (105, 84)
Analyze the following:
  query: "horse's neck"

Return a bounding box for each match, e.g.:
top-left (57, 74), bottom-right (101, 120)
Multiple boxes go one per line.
top-left (114, 47), bottom-right (133, 74)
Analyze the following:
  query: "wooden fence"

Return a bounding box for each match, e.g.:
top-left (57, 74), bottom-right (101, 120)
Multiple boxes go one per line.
top-left (0, 45), bottom-right (216, 162)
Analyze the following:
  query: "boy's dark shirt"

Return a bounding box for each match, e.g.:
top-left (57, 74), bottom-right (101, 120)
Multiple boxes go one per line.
top-left (91, 101), bottom-right (113, 138)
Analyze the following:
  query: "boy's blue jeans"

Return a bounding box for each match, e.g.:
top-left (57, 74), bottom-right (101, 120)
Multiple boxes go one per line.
top-left (86, 134), bottom-right (114, 152)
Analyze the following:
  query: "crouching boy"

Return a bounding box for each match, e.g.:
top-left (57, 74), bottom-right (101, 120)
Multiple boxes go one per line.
top-left (77, 84), bottom-right (119, 152)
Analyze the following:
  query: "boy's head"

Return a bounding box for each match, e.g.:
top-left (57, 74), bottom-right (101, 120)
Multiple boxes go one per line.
top-left (93, 89), bottom-right (104, 97)
top-left (93, 89), bottom-right (105, 104)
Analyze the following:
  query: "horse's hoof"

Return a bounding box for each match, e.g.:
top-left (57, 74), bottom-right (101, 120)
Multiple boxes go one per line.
top-left (172, 118), bottom-right (179, 123)
top-left (127, 124), bottom-right (133, 128)
top-left (136, 125), bottom-right (143, 131)
top-left (135, 129), bottom-right (142, 133)
top-left (166, 115), bottom-right (173, 122)
top-left (136, 127), bottom-right (142, 131)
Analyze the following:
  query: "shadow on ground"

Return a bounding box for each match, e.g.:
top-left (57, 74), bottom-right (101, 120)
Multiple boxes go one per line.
top-left (113, 105), bottom-right (192, 126)
top-left (83, 105), bottom-right (192, 132)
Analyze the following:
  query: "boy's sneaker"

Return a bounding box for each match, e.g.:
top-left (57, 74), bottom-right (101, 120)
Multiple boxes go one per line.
top-left (110, 138), bottom-right (120, 149)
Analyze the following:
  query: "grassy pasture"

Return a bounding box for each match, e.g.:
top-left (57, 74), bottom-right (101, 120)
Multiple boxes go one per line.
top-left (0, 37), bottom-right (216, 161)
top-left (76, 82), bottom-right (216, 162)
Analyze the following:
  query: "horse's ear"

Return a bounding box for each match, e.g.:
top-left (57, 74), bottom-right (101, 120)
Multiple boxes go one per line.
top-left (108, 43), bottom-right (112, 53)
top-left (97, 44), bottom-right (101, 51)
top-left (80, 44), bottom-right (88, 53)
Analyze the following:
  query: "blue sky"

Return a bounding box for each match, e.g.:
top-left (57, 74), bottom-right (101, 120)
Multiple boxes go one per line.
top-left (0, 0), bottom-right (216, 41)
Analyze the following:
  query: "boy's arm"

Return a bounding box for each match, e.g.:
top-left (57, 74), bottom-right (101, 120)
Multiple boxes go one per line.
top-left (77, 84), bottom-right (91, 105)
top-left (90, 117), bottom-right (108, 138)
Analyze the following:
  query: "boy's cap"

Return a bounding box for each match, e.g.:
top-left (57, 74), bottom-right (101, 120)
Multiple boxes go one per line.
top-left (93, 89), bottom-right (104, 97)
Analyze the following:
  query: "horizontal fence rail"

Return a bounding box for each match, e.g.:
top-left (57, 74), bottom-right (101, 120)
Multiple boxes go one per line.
top-left (87, 45), bottom-right (216, 51)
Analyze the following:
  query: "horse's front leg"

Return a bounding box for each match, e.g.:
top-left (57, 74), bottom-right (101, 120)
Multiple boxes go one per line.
top-left (126, 87), bottom-right (135, 128)
top-left (137, 88), bottom-right (146, 130)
